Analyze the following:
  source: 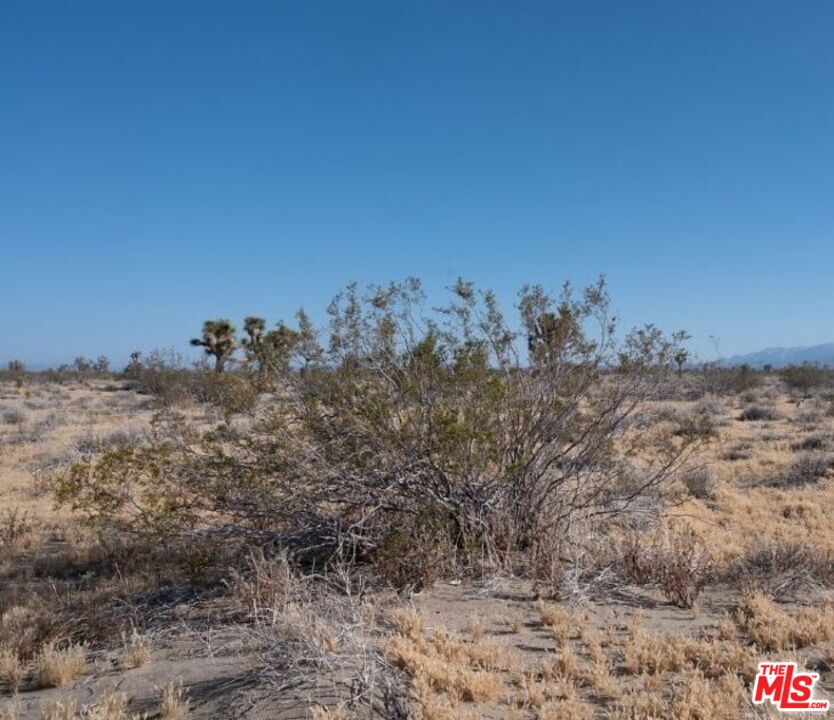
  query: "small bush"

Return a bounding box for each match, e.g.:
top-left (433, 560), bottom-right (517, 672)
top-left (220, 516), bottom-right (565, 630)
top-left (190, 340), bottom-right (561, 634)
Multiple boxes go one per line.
top-left (701, 364), bottom-right (761, 395)
top-left (768, 453), bottom-right (831, 487)
top-left (375, 504), bottom-right (455, 591)
top-left (674, 411), bottom-right (717, 440)
top-left (738, 404), bottom-right (780, 422)
top-left (681, 467), bottom-right (719, 500)
top-left (721, 444), bottom-right (752, 462)
top-left (622, 523), bottom-right (712, 608)
top-left (792, 435), bottom-right (828, 452)
top-left (1, 407), bottom-right (26, 425)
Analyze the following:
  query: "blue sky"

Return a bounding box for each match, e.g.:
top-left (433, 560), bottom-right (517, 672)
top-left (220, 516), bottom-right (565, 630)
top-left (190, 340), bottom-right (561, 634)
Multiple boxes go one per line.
top-left (1, 1), bottom-right (832, 367)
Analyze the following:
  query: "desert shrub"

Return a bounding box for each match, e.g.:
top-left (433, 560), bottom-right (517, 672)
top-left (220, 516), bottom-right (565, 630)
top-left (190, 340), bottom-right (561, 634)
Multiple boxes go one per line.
top-left (721, 444), bottom-right (752, 462)
top-left (780, 364), bottom-right (830, 395)
top-left (58, 278), bottom-right (693, 582)
top-left (122, 349), bottom-right (195, 404)
top-left (122, 349), bottom-right (256, 416)
top-left (191, 372), bottom-right (258, 419)
top-left (375, 502), bottom-right (456, 591)
top-left (621, 523), bottom-right (712, 608)
top-left (725, 541), bottom-right (834, 591)
top-left (0, 509), bottom-right (36, 557)
top-left (738, 404), bottom-right (780, 422)
top-left (701, 363), bottom-right (760, 396)
top-left (1, 407), bottom-right (26, 425)
top-left (792, 434), bottom-right (828, 451)
top-left (767, 452), bottom-right (831, 487)
top-left (793, 401), bottom-right (827, 427)
top-left (673, 410), bottom-right (717, 439)
top-left (680, 467), bottom-right (718, 500)
top-left (694, 394), bottom-right (723, 416)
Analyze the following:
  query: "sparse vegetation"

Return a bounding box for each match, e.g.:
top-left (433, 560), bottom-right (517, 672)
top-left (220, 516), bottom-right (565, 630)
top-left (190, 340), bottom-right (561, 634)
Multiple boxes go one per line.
top-left (2, 281), bottom-right (834, 718)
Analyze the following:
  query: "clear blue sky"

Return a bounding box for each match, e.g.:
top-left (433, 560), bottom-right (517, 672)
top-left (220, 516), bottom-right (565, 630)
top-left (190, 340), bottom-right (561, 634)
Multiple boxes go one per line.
top-left (2, 1), bottom-right (832, 368)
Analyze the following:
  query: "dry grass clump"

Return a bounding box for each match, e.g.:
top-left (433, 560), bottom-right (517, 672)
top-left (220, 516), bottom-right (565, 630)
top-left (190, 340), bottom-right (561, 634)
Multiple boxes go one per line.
top-left (38, 689), bottom-right (147, 720)
top-left (388, 607), bottom-right (426, 639)
top-left (35, 642), bottom-right (86, 688)
top-left (0, 643), bottom-right (25, 687)
top-left (669, 670), bottom-right (744, 720)
top-left (159, 681), bottom-right (190, 719)
top-left (119, 629), bottom-right (151, 670)
top-left (611, 671), bottom-right (743, 720)
top-left (39, 698), bottom-right (81, 720)
top-left (536, 601), bottom-right (577, 636)
top-left (737, 592), bottom-right (834, 651)
top-left (505, 611), bottom-right (524, 634)
top-left (537, 699), bottom-right (595, 720)
top-left (309, 708), bottom-right (354, 720)
top-left (385, 631), bottom-right (505, 704)
top-left (0, 702), bottom-right (20, 720)
top-left (466, 615), bottom-right (487, 641)
top-left (623, 622), bottom-right (757, 680)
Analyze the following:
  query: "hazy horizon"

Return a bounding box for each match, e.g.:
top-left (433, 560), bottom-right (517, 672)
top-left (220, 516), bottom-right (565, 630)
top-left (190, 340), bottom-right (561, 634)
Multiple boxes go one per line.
top-left (2, 1), bottom-right (833, 366)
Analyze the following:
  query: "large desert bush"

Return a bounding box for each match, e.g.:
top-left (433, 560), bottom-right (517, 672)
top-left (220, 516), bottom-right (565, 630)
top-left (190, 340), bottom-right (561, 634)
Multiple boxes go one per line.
top-left (58, 277), bottom-right (693, 586)
top-left (780, 364), bottom-right (830, 396)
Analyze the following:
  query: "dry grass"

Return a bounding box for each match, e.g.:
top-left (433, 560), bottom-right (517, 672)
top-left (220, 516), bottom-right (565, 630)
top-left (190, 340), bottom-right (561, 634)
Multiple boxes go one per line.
top-left (0, 643), bottom-right (25, 687)
top-left (623, 621), bottom-right (757, 680)
top-left (39, 690), bottom-right (142, 720)
top-left (387, 607), bottom-right (426, 639)
top-left (35, 642), bottom-right (86, 688)
top-left (466, 615), bottom-right (487, 641)
top-left (159, 681), bottom-right (190, 720)
top-left (737, 592), bottom-right (834, 651)
top-left (538, 699), bottom-right (595, 720)
top-left (4, 377), bottom-right (834, 718)
top-left (119, 629), bottom-right (151, 670)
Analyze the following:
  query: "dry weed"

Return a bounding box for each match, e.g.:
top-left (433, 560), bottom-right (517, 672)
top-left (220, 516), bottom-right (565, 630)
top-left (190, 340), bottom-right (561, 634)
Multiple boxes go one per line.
top-left (35, 642), bottom-right (86, 688)
top-left (0, 644), bottom-right (25, 687)
top-left (159, 681), bottom-right (189, 719)
top-left (466, 615), bottom-right (487, 641)
top-left (119, 629), bottom-right (151, 670)
top-left (623, 623), bottom-right (756, 680)
top-left (737, 592), bottom-right (834, 651)
top-left (538, 699), bottom-right (595, 720)
top-left (388, 607), bottom-right (426, 639)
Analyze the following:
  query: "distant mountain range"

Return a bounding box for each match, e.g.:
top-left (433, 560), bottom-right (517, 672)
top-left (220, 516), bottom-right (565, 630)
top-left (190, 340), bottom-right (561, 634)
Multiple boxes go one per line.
top-left (721, 343), bottom-right (834, 369)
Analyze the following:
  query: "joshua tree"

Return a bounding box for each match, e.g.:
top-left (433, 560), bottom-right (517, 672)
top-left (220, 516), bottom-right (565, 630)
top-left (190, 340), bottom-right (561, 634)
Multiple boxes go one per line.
top-left (241, 316), bottom-right (266, 372)
top-left (243, 316), bottom-right (266, 348)
top-left (191, 319), bottom-right (237, 373)
top-left (674, 348), bottom-right (689, 377)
